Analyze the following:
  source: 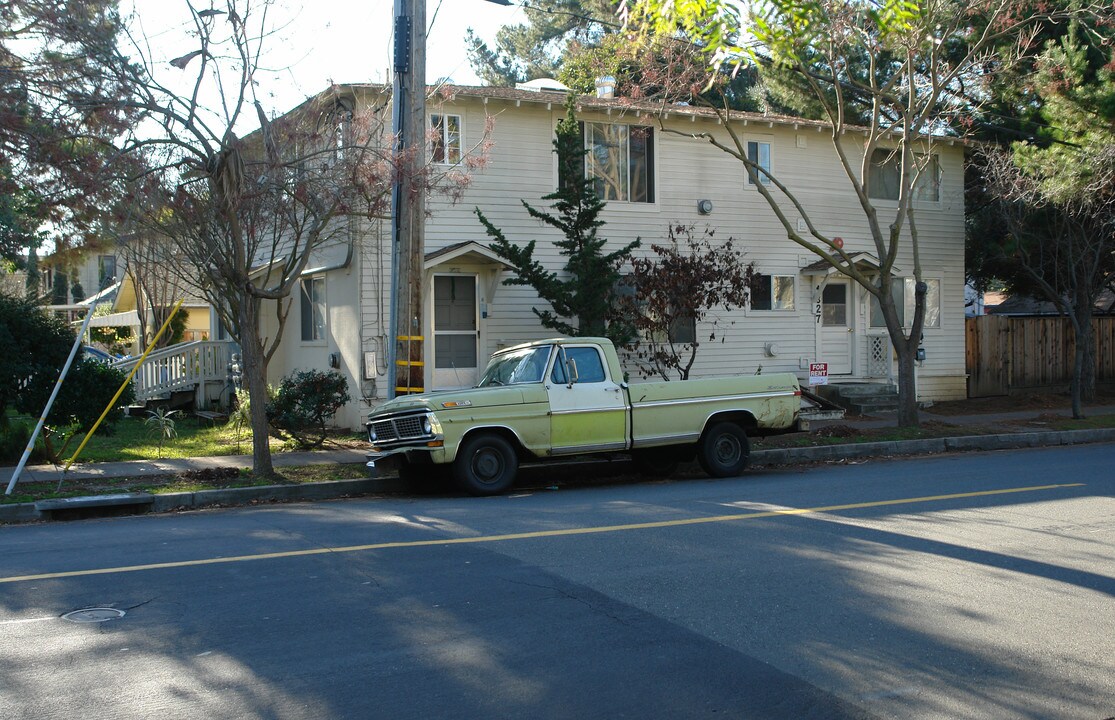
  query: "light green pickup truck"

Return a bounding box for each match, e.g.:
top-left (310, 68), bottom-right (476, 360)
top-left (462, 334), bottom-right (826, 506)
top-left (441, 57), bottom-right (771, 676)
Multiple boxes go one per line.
top-left (366, 337), bottom-right (808, 495)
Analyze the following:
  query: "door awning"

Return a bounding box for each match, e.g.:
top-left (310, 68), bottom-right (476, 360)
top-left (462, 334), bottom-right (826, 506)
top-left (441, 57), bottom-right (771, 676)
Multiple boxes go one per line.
top-left (800, 252), bottom-right (903, 277)
top-left (425, 241), bottom-right (512, 271)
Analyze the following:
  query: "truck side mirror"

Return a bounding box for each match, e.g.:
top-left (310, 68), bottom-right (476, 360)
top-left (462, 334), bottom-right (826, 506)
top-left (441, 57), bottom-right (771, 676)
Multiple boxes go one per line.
top-left (566, 358), bottom-right (579, 387)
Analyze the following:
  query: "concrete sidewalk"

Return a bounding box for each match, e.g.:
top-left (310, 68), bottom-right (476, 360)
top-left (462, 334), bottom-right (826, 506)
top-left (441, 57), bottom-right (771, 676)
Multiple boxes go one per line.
top-left (7, 403), bottom-right (1114, 487)
top-left (0, 447), bottom-right (368, 489)
top-left (3, 408), bottom-right (1114, 524)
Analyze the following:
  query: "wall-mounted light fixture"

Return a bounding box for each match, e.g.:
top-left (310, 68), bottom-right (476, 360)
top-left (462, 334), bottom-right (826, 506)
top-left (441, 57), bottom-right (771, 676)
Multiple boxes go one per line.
top-left (697, 199), bottom-right (713, 215)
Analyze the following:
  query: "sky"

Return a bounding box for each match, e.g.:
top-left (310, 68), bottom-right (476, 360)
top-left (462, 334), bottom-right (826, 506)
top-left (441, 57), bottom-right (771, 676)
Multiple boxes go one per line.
top-left (122, 0), bottom-right (528, 117)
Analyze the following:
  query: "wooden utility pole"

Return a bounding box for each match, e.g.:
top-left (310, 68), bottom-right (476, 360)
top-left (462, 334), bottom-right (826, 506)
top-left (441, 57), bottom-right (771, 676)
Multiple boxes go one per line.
top-left (388, 0), bottom-right (426, 397)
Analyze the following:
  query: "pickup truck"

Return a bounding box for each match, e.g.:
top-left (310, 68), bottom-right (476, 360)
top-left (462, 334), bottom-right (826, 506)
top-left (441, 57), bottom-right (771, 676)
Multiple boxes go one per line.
top-left (366, 337), bottom-right (807, 496)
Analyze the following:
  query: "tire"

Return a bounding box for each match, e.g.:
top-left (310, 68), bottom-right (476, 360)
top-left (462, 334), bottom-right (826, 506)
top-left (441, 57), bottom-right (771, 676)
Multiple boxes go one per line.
top-left (632, 448), bottom-right (681, 478)
top-left (453, 433), bottom-right (518, 496)
top-left (697, 422), bottom-right (750, 478)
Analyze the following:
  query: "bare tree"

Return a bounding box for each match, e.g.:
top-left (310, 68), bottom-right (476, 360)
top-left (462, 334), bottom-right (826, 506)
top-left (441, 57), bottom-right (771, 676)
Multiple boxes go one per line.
top-left (622, 225), bottom-right (755, 381)
top-left (100, 2), bottom-right (483, 477)
top-left (624, 0), bottom-right (1091, 426)
top-left (115, 230), bottom-right (190, 350)
top-left (974, 146), bottom-right (1115, 417)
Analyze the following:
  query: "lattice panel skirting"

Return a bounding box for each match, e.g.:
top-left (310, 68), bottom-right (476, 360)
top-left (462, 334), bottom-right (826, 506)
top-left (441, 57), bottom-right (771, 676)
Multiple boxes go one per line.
top-left (867, 335), bottom-right (891, 378)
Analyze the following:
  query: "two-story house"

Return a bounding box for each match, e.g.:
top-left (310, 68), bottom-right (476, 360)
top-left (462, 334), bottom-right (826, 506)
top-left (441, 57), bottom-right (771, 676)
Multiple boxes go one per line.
top-left (254, 82), bottom-right (969, 430)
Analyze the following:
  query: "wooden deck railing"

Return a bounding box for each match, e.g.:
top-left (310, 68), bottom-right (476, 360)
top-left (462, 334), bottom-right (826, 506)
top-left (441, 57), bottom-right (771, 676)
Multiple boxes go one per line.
top-left (113, 341), bottom-right (235, 403)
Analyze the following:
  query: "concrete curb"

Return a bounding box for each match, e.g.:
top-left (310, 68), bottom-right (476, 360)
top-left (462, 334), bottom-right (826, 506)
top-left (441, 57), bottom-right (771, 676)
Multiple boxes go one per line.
top-left (749, 427), bottom-right (1115, 466)
top-left (2, 428), bottom-right (1113, 524)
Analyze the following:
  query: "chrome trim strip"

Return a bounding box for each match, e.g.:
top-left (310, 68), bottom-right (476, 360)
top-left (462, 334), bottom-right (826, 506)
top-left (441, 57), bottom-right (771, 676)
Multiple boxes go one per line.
top-left (632, 432), bottom-right (700, 447)
top-left (551, 441), bottom-right (628, 455)
top-left (550, 407), bottom-right (627, 417)
top-left (630, 389), bottom-right (795, 410)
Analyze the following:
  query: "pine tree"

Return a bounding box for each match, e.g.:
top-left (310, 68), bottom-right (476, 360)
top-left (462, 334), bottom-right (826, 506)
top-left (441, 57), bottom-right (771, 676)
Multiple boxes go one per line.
top-left (24, 245), bottom-right (40, 301)
top-left (476, 94), bottom-right (638, 343)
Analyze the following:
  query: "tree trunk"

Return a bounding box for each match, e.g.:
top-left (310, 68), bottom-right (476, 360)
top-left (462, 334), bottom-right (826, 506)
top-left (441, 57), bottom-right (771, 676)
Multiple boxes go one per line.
top-left (238, 295), bottom-right (275, 478)
top-left (1069, 303), bottom-right (1095, 419)
top-left (1074, 306), bottom-right (1096, 404)
top-left (894, 342), bottom-right (920, 427)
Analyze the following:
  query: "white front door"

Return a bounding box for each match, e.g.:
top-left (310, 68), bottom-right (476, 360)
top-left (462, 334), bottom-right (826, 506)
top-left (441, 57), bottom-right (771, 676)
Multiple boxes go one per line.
top-left (820, 280), bottom-right (854, 374)
top-left (546, 345), bottom-right (629, 455)
top-left (432, 274), bottom-right (479, 389)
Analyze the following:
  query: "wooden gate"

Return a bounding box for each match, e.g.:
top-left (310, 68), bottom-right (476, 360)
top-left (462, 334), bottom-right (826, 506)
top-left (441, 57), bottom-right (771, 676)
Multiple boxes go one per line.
top-left (966, 316), bottom-right (1115, 397)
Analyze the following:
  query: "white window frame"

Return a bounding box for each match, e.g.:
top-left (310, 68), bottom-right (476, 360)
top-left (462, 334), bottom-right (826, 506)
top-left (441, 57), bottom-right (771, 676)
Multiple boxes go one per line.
top-left (746, 139), bottom-right (772, 186)
top-left (430, 113), bottom-right (463, 165)
top-left (97, 255), bottom-right (117, 289)
top-left (867, 149), bottom-right (940, 203)
top-left (869, 277), bottom-right (941, 329)
top-left (749, 274), bottom-right (796, 312)
top-left (300, 275), bottom-right (327, 343)
top-left (582, 121), bottom-right (656, 204)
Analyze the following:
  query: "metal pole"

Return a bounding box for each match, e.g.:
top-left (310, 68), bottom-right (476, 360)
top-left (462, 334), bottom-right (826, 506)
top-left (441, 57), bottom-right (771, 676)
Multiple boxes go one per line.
top-left (5, 307), bottom-right (95, 495)
top-left (60, 299), bottom-right (186, 474)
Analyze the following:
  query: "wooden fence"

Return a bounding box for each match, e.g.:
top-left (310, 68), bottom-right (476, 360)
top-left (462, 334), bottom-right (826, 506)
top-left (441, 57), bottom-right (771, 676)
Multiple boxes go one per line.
top-left (966, 316), bottom-right (1115, 397)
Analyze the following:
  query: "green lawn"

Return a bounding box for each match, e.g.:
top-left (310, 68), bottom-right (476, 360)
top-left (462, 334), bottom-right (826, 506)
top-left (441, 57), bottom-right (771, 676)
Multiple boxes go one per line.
top-left (71, 414), bottom-right (284, 462)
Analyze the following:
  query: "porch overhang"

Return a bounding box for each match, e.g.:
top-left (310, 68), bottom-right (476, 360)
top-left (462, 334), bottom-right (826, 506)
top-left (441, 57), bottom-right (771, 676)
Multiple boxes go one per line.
top-left (83, 310), bottom-right (141, 327)
top-left (800, 252), bottom-right (903, 277)
top-left (424, 241), bottom-right (512, 271)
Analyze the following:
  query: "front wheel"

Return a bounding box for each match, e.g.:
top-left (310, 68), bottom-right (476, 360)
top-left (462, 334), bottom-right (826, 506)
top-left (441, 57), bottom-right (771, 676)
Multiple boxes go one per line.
top-left (697, 422), bottom-right (750, 478)
top-left (454, 433), bottom-right (518, 496)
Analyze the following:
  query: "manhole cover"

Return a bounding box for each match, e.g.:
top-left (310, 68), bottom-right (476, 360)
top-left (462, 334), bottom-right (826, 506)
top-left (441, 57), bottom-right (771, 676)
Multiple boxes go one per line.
top-left (61, 607), bottom-right (126, 623)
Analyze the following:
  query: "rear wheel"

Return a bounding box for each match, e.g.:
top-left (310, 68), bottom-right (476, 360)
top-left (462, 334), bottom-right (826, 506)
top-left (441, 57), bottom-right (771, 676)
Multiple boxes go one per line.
top-left (697, 422), bottom-right (750, 478)
top-left (454, 433), bottom-right (518, 496)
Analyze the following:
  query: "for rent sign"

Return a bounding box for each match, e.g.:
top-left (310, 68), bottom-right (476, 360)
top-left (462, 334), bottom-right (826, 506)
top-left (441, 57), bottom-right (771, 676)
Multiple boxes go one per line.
top-left (808, 362), bottom-right (829, 386)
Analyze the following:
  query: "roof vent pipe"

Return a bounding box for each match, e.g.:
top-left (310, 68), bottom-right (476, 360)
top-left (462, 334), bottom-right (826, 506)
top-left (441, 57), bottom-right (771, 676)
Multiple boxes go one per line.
top-left (595, 76), bottom-right (616, 99)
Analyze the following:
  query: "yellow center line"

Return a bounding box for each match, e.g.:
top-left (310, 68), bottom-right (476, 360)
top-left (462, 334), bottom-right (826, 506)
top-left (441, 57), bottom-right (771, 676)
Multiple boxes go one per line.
top-left (0, 483), bottom-right (1084, 584)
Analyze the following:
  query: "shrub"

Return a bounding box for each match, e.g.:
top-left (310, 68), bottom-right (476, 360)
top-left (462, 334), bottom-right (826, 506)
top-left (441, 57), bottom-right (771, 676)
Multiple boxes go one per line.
top-left (0, 420), bottom-right (32, 464)
top-left (267, 369), bottom-right (351, 449)
top-left (19, 357), bottom-right (136, 462)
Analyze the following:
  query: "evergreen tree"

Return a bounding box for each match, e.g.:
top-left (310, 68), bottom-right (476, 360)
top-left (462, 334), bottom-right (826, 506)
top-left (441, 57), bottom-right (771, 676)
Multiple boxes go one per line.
top-left (466, 0), bottom-right (616, 86)
top-left (51, 269), bottom-right (68, 304)
top-left (476, 94), bottom-right (638, 343)
top-left (24, 245), bottom-right (40, 300)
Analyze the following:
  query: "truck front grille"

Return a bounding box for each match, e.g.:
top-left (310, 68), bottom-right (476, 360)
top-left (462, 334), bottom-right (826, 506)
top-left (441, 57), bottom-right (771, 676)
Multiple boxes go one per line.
top-left (370, 415), bottom-right (426, 443)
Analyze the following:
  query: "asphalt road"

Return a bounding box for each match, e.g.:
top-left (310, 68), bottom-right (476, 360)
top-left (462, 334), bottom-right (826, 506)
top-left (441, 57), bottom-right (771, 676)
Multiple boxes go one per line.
top-left (1, 444), bottom-right (1113, 720)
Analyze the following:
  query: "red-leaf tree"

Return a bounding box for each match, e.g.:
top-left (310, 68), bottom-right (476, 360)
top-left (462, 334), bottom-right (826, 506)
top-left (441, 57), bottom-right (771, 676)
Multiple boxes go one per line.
top-left (621, 224), bottom-right (755, 380)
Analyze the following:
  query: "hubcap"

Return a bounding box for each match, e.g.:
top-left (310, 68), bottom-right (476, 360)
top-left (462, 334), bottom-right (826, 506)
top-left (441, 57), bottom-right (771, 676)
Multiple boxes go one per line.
top-left (715, 435), bottom-right (741, 464)
top-left (473, 448), bottom-right (504, 483)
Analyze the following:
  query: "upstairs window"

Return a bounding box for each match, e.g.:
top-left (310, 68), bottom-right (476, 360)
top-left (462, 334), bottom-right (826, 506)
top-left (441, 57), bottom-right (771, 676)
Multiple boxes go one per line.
top-left (431, 114), bottom-right (462, 164)
top-left (868, 149), bottom-right (940, 201)
top-left (583, 122), bottom-right (654, 203)
top-left (746, 141), bottom-right (772, 185)
top-left (98, 255), bottom-right (116, 289)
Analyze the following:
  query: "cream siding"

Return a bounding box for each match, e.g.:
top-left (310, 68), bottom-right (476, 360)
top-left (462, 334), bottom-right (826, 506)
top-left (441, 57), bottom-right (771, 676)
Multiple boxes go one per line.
top-left (263, 88), bottom-right (970, 428)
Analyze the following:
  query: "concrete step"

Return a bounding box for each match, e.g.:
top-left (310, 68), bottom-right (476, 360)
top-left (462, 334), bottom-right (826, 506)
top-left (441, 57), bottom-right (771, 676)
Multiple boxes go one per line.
top-left (815, 382), bottom-right (899, 416)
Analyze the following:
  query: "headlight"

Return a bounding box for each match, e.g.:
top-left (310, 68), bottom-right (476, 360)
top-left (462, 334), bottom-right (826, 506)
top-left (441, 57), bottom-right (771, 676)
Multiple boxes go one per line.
top-left (368, 426), bottom-right (377, 442)
top-left (422, 415), bottom-right (433, 434)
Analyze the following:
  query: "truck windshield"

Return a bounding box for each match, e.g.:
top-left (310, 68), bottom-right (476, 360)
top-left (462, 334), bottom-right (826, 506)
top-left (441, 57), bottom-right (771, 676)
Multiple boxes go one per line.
top-left (477, 345), bottom-right (552, 387)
